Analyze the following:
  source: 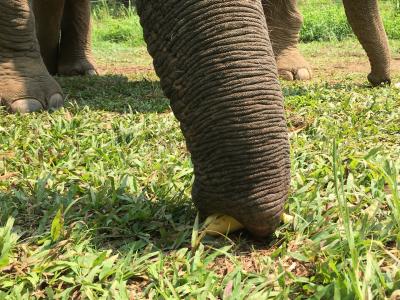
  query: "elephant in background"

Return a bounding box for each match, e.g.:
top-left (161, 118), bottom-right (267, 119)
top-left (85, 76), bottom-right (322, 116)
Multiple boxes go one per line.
top-left (0, 0), bottom-right (96, 113)
top-left (265, 0), bottom-right (391, 85)
top-left (92, 0), bottom-right (392, 85)
top-left (0, 0), bottom-right (392, 236)
top-left (33, 0), bottom-right (97, 77)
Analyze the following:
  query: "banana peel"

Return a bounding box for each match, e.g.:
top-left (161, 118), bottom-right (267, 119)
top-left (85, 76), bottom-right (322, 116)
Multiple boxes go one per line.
top-left (204, 213), bottom-right (294, 236)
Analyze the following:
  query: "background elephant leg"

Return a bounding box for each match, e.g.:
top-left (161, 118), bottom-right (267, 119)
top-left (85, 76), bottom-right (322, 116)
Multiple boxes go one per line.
top-left (263, 0), bottom-right (312, 81)
top-left (32, 0), bottom-right (65, 75)
top-left (137, 0), bottom-right (290, 237)
top-left (0, 0), bottom-right (63, 113)
top-left (57, 0), bottom-right (97, 76)
top-left (343, 0), bottom-right (391, 86)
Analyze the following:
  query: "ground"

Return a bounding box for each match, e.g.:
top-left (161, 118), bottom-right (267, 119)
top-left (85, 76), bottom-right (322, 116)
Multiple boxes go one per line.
top-left (1, 5), bottom-right (400, 300)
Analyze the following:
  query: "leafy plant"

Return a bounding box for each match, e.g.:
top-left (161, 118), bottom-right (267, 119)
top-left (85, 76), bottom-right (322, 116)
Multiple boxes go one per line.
top-left (0, 218), bottom-right (19, 269)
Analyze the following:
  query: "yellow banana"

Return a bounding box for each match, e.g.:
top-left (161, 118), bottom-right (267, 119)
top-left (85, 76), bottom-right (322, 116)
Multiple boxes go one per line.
top-left (205, 214), bottom-right (244, 236)
top-left (204, 212), bottom-right (294, 236)
top-left (281, 213), bottom-right (294, 224)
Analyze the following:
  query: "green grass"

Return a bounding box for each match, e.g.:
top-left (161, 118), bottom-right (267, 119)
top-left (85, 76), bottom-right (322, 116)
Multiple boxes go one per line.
top-left (300, 0), bottom-right (400, 42)
top-left (92, 2), bottom-right (144, 49)
top-left (91, 0), bottom-right (400, 46)
top-left (1, 2), bottom-right (400, 299)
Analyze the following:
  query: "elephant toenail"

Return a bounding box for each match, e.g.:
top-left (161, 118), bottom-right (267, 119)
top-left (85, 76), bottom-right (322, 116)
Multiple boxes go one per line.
top-left (10, 99), bottom-right (44, 114)
top-left (279, 70), bottom-right (294, 81)
top-left (86, 69), bottom-right (98, 76)
top-left (295, 68), bottom-right (311, 80)
top-left (48, 93), bottom-right (64, 111)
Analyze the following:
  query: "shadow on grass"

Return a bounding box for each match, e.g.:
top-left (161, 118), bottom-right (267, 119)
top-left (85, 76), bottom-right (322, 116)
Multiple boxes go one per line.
top-left (0, 177), bottom-right (197, 252)
top-left (55, 73), bottom-right (377, 114)
top-left (56, 74), bottom-right (170, 114)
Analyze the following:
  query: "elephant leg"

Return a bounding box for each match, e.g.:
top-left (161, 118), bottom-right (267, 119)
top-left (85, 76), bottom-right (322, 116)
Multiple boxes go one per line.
top-left (57, 0), bottom-right (97, 76)
top-left (343, 0), bottom-right (391, 86)
top-left (263, 0), bottom-right (312, 81)
top-left (137, 0), bottom-right (291, 237)
top-left (32, 0), bottom-right (65, 75)
top-left (0, 0), bottom-right (63, 113)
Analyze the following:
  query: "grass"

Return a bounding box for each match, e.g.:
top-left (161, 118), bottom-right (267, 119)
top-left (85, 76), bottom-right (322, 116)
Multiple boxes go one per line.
top-left (1, 2), bottom-right (400, 299)
top-left (92, 3), bottom-right (143, 48)
top-left (300, 0), bottom-right (400, 42)
top-left (90, 0), bottom-right (400, 46)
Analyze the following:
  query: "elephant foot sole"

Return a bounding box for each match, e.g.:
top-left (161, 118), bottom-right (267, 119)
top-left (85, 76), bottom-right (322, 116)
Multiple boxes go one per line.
top-left (0, 55), bottom-right (64, 114)
top-left (276, 48), bottom-right (312, 81)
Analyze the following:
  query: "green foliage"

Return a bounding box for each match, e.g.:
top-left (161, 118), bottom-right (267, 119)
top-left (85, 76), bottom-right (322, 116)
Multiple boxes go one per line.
top-left (91, 0), bottom-right (400, 47)
top-left (300, 0), bottom-right (400, 41)
top-left (50, 206), bottom-right (64, 242)
top-left (92, 1), bottom-right (144, 47)
top-left (391, 0), bottom-right (400, 12)
top-left (0, 218), bottom-right (19, 268)
top-left (300, 0), bottom-right (352, 42)
top-left (381, 10), bottom-right (400, 40)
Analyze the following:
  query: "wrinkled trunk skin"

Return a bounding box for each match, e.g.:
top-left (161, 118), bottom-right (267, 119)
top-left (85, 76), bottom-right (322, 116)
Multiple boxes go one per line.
top-left (137, 0), bottom-right (290, 236)
top-left (343, 0), bottom-right (391, 86)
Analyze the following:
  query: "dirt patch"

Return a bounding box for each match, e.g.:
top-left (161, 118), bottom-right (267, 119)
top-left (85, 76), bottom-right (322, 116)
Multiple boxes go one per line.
top-left (207, 242), bottom-right (315, 282)
top-left (310, 55), bottom-right (400, 78)
top-left (96, 50), bottom-right (400, 85)
top-left (97, 65), bottom-right (154, 75)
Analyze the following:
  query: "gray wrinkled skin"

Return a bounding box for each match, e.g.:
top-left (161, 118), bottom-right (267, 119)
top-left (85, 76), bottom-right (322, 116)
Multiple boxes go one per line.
top-left (0, 0), bottom-right (96, 113)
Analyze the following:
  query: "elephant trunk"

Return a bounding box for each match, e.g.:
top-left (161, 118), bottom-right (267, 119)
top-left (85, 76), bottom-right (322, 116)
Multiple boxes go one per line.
top-left (137, 0), bottom-right (290, 237)
top-left (343, 0), bottom-right (391, 86)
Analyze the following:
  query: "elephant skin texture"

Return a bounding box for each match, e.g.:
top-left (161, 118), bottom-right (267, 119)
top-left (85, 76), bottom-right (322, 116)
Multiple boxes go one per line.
top-left (0, 0), bottom-right (63, 113)
top-left (33, 0), bottom-right (97, 76)
top-left (137, 0), bottom-right (291, 236)
top-left (0, 0), bottom-right (96, 113)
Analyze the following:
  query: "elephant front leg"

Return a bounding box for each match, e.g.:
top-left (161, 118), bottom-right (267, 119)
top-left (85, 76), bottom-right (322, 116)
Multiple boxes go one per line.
top-left (57, 0), bottom-right (97, 76)
top-left (33, 0), bottom-right (65, 75)
top-left (343, 0), bottom-right (391, 86)
top-left (263, 0), bottom-right (312, 81)
top-left (0, 0), bottom-right (63, 113)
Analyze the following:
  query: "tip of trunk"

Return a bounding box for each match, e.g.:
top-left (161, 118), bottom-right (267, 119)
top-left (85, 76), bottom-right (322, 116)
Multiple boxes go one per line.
top-left (241, 211), bottom-right (282, 238)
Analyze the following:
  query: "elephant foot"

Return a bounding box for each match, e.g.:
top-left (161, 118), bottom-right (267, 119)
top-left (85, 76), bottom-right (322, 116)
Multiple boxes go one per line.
top-left (276, 48), bottom-right (312, 81)
top-left (57, 56), bottom-right (98, 76)
top-left (367, 72), bottom-right (391, 87)
top-left (0, 56), bottom-right (64, 114)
